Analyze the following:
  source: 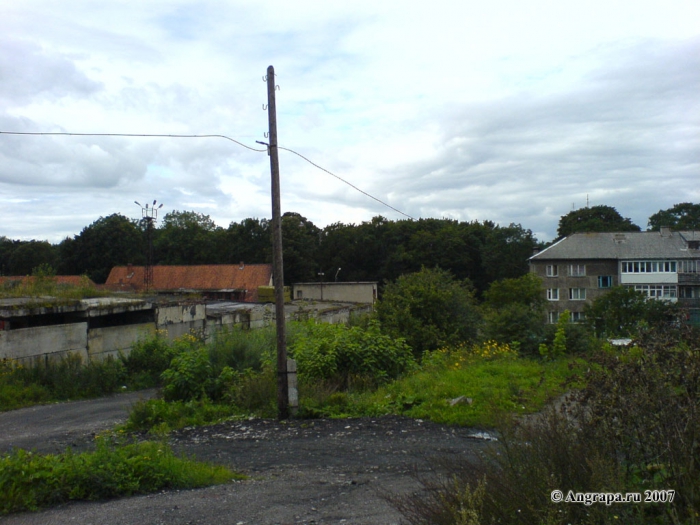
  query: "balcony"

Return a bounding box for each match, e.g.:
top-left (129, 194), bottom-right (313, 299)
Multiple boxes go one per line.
top-left (678, 298), bottom-right (700, 308)
top-left (679, 272), bottom-right (700, 284)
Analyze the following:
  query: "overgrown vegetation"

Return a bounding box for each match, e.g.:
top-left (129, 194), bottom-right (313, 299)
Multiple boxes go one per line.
top-left (121, 324), bottom-right (580, 431)
top-left (4, 263), bottom-right (697, 522)
top-left (0, 434), bottom-right (242, 515)
top-left (0, 264), bottom-right (107, 300)
top-left (376, 267), bottom-right (481, 356)
top-left (0, 354), bottom-right (128, 411)
top-left (388, 324), bottom-right (700, 524)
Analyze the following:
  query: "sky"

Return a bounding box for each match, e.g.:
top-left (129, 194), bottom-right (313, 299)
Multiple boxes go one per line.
top-left (1, 0), bottom-right (698, 244)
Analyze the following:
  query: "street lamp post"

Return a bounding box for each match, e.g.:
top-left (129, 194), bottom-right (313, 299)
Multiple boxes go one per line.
top-left (135, 200), bottom-right (163, 292)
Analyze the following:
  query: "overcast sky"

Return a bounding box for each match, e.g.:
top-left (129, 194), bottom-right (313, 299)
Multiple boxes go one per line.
top-left (1, 1), bottom-right (698, 244)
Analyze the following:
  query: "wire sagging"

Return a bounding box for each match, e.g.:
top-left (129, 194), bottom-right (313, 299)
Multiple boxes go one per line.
top-left (0, 130), bottom-right (415, 220)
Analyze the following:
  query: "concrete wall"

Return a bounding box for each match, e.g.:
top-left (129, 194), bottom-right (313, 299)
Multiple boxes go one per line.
top-left (0, 300), bottom-right (373, 366)
top-left (88, 323), bottom-right (155, 361)
top-left (293, 282), bottom-right (377, 304)
top-left (157, 304), bottom-right (206, 340)
top-left (0, 323), bottom-right (88, 365)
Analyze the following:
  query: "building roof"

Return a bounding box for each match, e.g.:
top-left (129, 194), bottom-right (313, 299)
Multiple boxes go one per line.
top-left (531, 231), bottom-right (700, 261)
top-left (105, 264), bottom-right (273, 292)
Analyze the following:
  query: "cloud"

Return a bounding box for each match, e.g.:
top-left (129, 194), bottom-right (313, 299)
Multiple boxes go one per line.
top-left (374, 38), bottom-right (700, 239)
top-left (0, 37), bottom-right (102, 103)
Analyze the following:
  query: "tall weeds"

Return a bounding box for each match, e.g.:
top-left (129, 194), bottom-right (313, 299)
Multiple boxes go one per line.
top-left (388, 324), bottom-right (700, 524)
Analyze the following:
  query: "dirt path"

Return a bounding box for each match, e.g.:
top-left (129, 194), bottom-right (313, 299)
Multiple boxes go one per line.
top-left (1, 394), bottom-right (492, 525)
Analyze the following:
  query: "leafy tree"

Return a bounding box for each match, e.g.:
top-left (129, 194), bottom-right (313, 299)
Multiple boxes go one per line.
top-left (155, 210), bottom-right (222, 265)
top-left (281, 212), bottom-right (320, 285)
top-left (557, 205), bottom-right (640, 239)
top-left (483, 224), bottom-right (536, 282)
top-left (376, 267), bottom-right (480, 357)
top-left (8, 241), bottom-right (58, 275)
top-left (584, 286), bottom-right (677, 337)
top-left (225, 218), bottom-right (271, 265)
top-left (481, 273), bottom-right (547, 354)
top-left (72, 214), bottom-right (144, 283)
top-left (647, 202), bottom-right (700, 231)
top-left (0, 237), bottom-right (24, 276)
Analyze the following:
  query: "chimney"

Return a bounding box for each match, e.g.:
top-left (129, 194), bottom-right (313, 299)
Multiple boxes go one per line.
top-left (660, 227), bottom-right (672, 237)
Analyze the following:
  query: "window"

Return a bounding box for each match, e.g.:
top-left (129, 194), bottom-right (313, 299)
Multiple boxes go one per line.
top-left (598, 276), bottom-right (613, 288)
top-left (569, 264), bottom-right (586, 277)
top-left (679, 287), bottom-right (695, 299)
top-left (632, 284), bottom-right (677, 299)
top-left (548, 312), bottom-right (560, 324)
top-left (570, 311), bottom-right (585, 322)
top-left (546, 265), bottom-right (558, 277)
top-left (569, 288), bottom-right (586, 300)
top-left (621, 260), bottom-right (678, 273)
top-left (547, 288), bottom-right (559, 301)
top-left (296, 290), bottom-right (303, 299)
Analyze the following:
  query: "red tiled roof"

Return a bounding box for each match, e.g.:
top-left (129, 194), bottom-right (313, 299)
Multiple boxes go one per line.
top-left (0, 275), bottom-right (96, 287)
top-left (105, 264), bottom-right (273, 293)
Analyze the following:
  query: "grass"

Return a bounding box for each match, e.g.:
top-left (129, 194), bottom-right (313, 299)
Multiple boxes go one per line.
top-left (121, 338), bottom-right (586, 431)
top-left (122, 397), bottom-right (247, 434)
top-left (0, 354), bottom-right (130, 412)
top-left (0, 434), bottom-right (244, 515)
top-left (312, 350), bottom-right (585, 426)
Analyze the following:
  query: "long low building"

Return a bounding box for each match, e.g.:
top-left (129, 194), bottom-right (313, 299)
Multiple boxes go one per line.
top-left (0, 296), bottom-right (372, 365)
top-left (105, 263), bottom-right (273, 302)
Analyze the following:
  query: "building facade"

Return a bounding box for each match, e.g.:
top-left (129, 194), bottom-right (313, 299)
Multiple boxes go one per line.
top-left (530, 229), bottom-right (700, 323)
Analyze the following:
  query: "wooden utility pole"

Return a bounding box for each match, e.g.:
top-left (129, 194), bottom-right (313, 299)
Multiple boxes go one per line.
top-left (266, 65), bottom-right (289, 419)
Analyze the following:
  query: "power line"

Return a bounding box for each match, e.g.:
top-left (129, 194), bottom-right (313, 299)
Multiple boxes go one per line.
top-left (0, 129), bottom-right (415, 220)
top-left (0, 130), bottom-right (267, 152)
top-left (278, 146), bottom-right (415, 220)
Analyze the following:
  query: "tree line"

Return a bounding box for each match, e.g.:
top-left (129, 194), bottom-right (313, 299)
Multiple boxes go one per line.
top-left (1, 202), bottom-right (698, 289)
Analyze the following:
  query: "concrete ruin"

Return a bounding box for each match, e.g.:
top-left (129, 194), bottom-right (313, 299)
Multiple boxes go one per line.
top-left (0, 296), bottom-right (372, 366)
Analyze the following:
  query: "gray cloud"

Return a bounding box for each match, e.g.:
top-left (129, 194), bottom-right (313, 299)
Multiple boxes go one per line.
top-left (377, 38), bottom-right (700, 239)
top-left (0, 37), bottom-right (102, 103)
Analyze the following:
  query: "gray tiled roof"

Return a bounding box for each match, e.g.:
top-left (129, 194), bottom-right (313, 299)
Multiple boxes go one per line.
top-left (531, 231), bottom-right (700, 261)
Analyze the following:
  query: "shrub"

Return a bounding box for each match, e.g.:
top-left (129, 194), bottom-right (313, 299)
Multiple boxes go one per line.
top-left (207, 325), bottom-right (274, 375)
top-left (290, 320), bottom-right (416, 388)
top-left (376, 267), bottom-right (480, 356)
top-left (481, 273), bottom-right (547, 355)
top-left (161, 347), bottom-right (213, 402)
top-left (121, 331), bottom-right (178, 386)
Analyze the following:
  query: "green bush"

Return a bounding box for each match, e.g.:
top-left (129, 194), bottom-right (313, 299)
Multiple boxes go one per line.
top-left (121, 332), bottom-right (178, 386)
top-left (290, 320), bottom-right (416, 387)
top-left (207, 326), bottom-right (274, 375)
top-left (161, 347), bottom-right (213, 401)
top-left (376, 267), bottom-right (480, 356)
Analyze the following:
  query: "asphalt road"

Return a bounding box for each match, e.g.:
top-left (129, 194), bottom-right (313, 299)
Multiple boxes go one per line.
top-left (1, 392), bottom-right (492, 525)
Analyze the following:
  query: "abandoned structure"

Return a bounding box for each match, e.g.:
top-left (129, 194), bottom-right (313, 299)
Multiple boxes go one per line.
top-left (105, 263), bottom-right (273, 302)
top-left (0, 296), bottom-right (372, 366)
top-left (292, 281), bottom-right (377, 304)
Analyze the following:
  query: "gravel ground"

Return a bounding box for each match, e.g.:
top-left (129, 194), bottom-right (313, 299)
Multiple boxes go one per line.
top-left (1, 394), bottom-right (493, 524)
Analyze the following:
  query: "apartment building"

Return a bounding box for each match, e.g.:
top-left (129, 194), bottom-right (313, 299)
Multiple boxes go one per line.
top-left (529, 229), bottom-right (700, 323)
